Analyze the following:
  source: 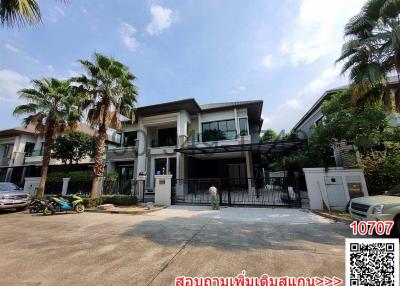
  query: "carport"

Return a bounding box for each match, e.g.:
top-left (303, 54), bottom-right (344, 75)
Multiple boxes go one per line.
top-left (174, 139), bottom-right (306, 207)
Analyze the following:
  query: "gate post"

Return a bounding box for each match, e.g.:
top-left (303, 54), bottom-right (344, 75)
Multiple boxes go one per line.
top-left (154, 174), bottom-right (172, 206)
top-left (61, 177), bottom-right (70, 195)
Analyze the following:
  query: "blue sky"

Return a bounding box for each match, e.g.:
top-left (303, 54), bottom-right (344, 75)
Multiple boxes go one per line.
top-left (0, 0), bottom-right (366, 131)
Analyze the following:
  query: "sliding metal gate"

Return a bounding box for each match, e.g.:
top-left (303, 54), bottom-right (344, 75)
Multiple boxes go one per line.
top-left (171, 177), bottom-right (301, 207)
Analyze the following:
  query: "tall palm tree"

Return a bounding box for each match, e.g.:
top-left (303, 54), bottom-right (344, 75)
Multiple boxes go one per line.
top-left (336, 0), bottom-right (400, 112)
top-left (13, 78), bottom-right (81, 197)
top-left (73, 53), bottom-right (138, 199)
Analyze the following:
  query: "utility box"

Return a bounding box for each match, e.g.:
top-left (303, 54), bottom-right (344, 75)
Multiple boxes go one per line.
top-left (303, 168), bottom-right (369, 210)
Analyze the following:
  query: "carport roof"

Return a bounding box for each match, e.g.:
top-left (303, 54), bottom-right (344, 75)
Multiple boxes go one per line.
top-left (175, 139), bottom-right (306, 155)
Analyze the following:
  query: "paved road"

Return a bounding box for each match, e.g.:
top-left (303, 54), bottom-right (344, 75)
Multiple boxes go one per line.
top-left (0, 206), bottom-right (352, 286)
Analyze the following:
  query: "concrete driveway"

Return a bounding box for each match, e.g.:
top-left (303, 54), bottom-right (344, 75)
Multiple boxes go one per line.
top-left (0, 206), bottom-right (352, 286)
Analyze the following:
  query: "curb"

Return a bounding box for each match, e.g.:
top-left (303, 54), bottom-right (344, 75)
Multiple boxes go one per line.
top-left (312, 210), bottom-right (353, 224)
top-left (86, 206), bottom-right (166, 215)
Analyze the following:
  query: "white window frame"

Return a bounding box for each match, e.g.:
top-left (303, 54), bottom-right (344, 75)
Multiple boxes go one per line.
top-left (238, 116), bottom-right (250, 137)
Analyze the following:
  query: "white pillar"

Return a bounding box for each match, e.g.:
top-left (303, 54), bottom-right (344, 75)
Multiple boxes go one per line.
top-left (154, 174), bottom-right (172, 206)
top-left (62, 178), bottom-right (71, 195)
top-left (245, 151), bottom-right (254, 193)
top-left (133, 175), bottom-right (146, 202)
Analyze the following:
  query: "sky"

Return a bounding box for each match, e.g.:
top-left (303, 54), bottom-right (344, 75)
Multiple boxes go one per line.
top-left (0, 0), bottom-right (366, 132)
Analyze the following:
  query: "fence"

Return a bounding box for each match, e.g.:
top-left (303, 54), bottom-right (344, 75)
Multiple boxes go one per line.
top-left (172, 177), bottom-right (302, 207)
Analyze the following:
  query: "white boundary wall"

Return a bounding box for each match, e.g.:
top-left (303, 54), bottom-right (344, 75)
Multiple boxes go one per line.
top-left (303, 168), bottom-right (368, 210)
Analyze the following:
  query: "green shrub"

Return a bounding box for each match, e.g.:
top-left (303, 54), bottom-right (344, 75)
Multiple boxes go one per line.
top-left (362, 146), bottom-right (400, 195)
top-left (101, 195), bottom-right (138, 206)
top-left (106, 171), bottom-right (119, 182)
top-left (47, 170), bottom-right (92, 182)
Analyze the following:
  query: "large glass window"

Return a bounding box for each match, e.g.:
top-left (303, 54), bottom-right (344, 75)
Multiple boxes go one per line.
top-left (24, 142), bottom-right (35, 157)
top-left (155, 128), bottom-right (177, 147)
top-left (202, 119), bottom-right (236, 142)
top-left (123, 131), bottom-right (137, 147)
top-left (239, 118), bottom-right (249, 136)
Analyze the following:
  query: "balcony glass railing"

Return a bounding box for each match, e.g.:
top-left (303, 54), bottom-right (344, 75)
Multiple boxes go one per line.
top-left (25, 149), bottom-right (43, 157)
top-left (185, 130), bottom-right (237, 144)
top-left (151, 138), bottom-right (177, 148)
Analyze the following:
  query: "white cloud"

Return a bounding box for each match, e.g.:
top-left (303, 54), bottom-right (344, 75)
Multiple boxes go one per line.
top-left (49, 6), bottom-right (66, 23)
top-left (261, 0), bottom-right (365, 67)
top-left (231, 85), bottom-right (247, 94)
top-left (281, 0), bottom-right (365, 65)
top-left (261, 55), bottom-right (274, 68)
top-left (5, 43), bottom-right (21, 53)
top-left (4, 43), bottom-right (40, 64)
top-left (120, 22), bottom-right (139, 51)
top-left (146, 4), bottom-right (173, 35)
top-left (297, 66), bottom-right (341, 97)
top-left (47, 65), bottom-right (55, 72)
top-left (262, 66), bottom-right (343, 132)
top-left (0, 69), bottom-right (30, 103)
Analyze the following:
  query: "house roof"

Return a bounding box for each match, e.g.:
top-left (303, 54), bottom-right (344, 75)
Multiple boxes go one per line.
top-left (135, 98), bottom-right (202, 117)
top-left (291, 87), bottom-right (345, 132)
top-left (0, 122), bottom-right (118, 143)
top-left (134, 98), bottom-right (263, 127)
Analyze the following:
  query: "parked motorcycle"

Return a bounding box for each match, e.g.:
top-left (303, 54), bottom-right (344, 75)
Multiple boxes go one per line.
top-left (43, 194), bottom-right (85, 215)
top-left (28, 199), bottom-right (47, 213)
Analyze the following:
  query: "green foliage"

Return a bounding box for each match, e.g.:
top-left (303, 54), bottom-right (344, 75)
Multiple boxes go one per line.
top-left (106, 171), bottom-right (119, 182)
top-left (47, 170), bottom-right (92, 182)
top-left (309, 89), bottom-right (388, 153)
top-left (100, 195), bottom-right (138, 206)
top-left (260, 129), bottom-right (278, 143)
top-left (0, 0), bottom-right (41, 27)
top-left (52, 131), bottom-right (95, 164)
top-left (361, 145), bottom-right (400, 195)
top-left (337, 0), bottom-right (400, 112)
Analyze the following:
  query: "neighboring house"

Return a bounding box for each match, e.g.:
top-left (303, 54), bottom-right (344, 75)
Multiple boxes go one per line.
top-left (0, 123), bottom-right (118, 185)
top-left (292, 77), bottom-right (400, 167)
top-left (293, 77), bottom-right (400, 137)
top-left (106, 98), bottom-right (264, 194)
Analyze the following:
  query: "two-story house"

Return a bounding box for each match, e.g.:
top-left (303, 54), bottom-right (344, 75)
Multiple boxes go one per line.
top-left (106, 99), bottom-right (264, 198)
top-left (0, 123), bottom-right (117, 185)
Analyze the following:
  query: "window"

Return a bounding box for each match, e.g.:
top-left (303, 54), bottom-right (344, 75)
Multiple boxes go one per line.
top-left (123, 131), bottom-right (137, 147)
top-left (239, 117), bottom-right (249, 136)
top-left (201, 119), bottom-right (236, 141)
top-left (156, 128), bottom-right (177, 147)
top-left (24, 142), bottom-right (35, 157)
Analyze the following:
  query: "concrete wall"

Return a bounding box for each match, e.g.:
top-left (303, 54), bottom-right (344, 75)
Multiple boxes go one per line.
top-left (303, 167), bottom-right (368, 210)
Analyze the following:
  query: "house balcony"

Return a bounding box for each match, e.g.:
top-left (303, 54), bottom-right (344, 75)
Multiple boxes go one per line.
top-left (182, 131), bottom-right (251, 148)
top-left (107, 146), bottom-right (137, 162)
top-left (24, 149), bottom-right (43, 165)
top-left (0, 157), bottom-right (11, 166)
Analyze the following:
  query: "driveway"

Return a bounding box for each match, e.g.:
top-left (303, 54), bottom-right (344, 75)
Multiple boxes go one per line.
top-left (0, 206), bottom-right (352, 286)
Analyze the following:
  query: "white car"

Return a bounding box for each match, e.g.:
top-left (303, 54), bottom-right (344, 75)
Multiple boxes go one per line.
top-left (0, 183), bottom-right (31, 211)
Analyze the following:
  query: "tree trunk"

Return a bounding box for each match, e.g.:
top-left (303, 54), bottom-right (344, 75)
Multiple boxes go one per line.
top-left (36, 122), bottom-right (56, 198)
top-left (383, 89), bottom-right (392, 112)
top-left (90, 124), bottom-right (107, 199)
top-left (395, 86), bottom-right (400, 113)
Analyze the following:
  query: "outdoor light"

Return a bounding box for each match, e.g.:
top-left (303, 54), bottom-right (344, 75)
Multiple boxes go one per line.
top-left (373, 204), bottom-right (384, 215)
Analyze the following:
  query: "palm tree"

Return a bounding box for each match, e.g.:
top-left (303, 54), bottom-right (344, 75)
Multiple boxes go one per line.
top-left (13, 78), bottom-right (81, 197)
top-left (336, 0), bottom-right (400, 112)
top-left (1, 0), bottom-right (41, 27)
top-left (1, 0), bottom-right (66, 27)
top-left (73, 53), bottom-right (138, 199)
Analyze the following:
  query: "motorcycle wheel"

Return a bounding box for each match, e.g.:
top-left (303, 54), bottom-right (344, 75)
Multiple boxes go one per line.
top-left (74, 203), bottom-right (85, 213)
top-left (43, 206), bottom-right (55, 216)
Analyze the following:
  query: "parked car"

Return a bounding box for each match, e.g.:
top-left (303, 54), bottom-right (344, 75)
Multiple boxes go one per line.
top-left (349, 194), bottom-right (400, 236)
top-left (0, 183), bottom-right (31, 211)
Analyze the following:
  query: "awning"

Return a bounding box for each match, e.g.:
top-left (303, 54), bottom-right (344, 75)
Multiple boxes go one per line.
top-left (174, 139), bottom-right (306, 155)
